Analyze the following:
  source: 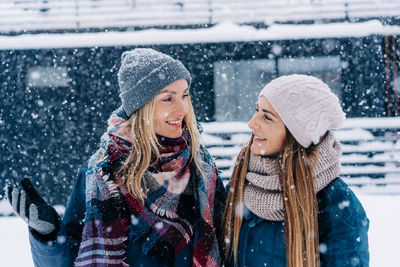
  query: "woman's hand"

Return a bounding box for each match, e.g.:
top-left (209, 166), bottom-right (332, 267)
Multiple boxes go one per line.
top-left (6, 178), bottom-right (59, 236)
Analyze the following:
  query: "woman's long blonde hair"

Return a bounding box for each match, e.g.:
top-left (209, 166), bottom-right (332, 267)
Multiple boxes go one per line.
top-left (120, 95), bottom-right (202, 200)
top-left (223, 131), bottom-right (320, 267)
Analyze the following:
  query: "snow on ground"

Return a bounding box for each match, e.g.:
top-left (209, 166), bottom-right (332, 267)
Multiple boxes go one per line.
top-left (0, 216), bottom-right (33, 266)
top-left (0, 190), bottom-right (399, 266)
top-left (354, 191), bottom-right (400, 267)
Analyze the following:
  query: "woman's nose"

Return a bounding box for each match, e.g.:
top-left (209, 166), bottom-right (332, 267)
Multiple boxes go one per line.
top-left (175, 98), bottom-right (188, 116)
top-left (248, 113), bottom-right (258, 130)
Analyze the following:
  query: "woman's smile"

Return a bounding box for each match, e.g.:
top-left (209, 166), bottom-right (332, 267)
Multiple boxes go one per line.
top-left (166, 119), bottom-right (183, 128)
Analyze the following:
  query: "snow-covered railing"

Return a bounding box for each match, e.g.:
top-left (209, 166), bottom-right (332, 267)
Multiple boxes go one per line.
top-left (202, 117), bottom-right (400, 188)
top-left (1, 0), bottom-right (399, 34)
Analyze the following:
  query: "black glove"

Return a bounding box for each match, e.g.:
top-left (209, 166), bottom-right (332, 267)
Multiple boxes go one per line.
top-left (7, 178), bottom-right (59, 236)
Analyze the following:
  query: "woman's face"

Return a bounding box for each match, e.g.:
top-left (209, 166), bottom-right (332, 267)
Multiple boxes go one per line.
top-left (248, 96), bottom-right (287, 157)
top-left (154, 79), bottom-right (190, 138)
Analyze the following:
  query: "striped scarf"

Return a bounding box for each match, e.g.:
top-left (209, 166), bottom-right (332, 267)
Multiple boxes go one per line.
top-left (74, 110), bottom-right (224, 266)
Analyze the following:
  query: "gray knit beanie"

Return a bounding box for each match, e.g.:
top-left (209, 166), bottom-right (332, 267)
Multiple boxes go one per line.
top-left (117, 48), bottom-right (192, 117)
top-left (259, 74), bottom-right (346, 148)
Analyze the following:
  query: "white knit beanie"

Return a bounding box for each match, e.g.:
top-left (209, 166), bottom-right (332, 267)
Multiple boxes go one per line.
top-left (259, 74), bottom-right (346, 148)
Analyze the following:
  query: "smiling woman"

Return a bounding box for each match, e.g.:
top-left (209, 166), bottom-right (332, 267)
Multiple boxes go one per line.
top-left (154, 79), bottom-right (190, 138)
top-left (248, 96), bottom-right (287, 157)
top-left (6, 48), bottom-right (226, 267)
top-left (224, 74), bottom-right (369, 267)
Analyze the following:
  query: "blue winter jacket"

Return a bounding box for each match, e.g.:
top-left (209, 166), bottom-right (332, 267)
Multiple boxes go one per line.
top-left (28, 162), bottom-right (226, 267)
top-left (226, 178), bottom-right (369, 267)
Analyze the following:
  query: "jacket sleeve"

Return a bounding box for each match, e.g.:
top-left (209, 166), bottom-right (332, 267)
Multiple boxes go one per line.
top-left (318, 178), bottom-right (369, 267)
top-left (29, 162), bottom-right (88, 267)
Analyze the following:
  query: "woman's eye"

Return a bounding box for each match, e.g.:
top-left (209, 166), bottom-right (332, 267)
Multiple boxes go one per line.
top-left (163, 97), bottom-right (172, 102)
top-left (255, 108), bottom-right (259, 112)
top-left (264, 115), bottom-right (272, 121)
top-left (183, 94), bottom-right (189, 98)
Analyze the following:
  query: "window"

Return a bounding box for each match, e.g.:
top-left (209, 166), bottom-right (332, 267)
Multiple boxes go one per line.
top-left (213, 55), bottom-right (343, 122)
top-left (214, 59), bottom-right (276, 121)
top-left (27, 66), bottom-right (71, 88)
top-left (278, 56), bottom-right (342, 99)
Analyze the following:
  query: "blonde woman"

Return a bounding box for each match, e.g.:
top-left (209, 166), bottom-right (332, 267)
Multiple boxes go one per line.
top-left (7, 48), bottom-right (226, 267)
top-left (224, 75), bottom-right (369, 267)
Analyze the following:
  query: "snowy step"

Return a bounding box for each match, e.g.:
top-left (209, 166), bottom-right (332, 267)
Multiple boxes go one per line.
top-left (203, 119), bottom-right (400, 186)
top-left (340, 154), bottom-right (400, 165)
top-left (218, 167), bottom-right (400, 181)
top-left (207, 145), bottom-right (400, 158)
top-left (343, 176), bottom-right (400, 186)
top-left (342, 142), bottom-right (400, 154)
top-left (341, 166), bottom-right (400, 176)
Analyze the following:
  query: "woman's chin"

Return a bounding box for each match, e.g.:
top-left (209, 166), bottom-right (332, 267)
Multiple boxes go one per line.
top-left (158, 130), bottom-right (183, 139)
top-left (250, 145), bottom-right (263, 156)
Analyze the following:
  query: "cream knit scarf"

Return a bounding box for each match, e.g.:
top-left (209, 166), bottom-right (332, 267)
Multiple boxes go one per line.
top-left (243, 131), bottom-right (342, 221)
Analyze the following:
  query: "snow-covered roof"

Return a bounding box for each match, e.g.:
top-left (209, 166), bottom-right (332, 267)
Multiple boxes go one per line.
top-left (1, 0), bottom-right (399, 35)
top-left (1, 20), bottom-right (400, 50)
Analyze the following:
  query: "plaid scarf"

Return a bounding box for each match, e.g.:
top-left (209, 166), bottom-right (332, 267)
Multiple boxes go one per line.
top-left (144, 134), bottom-right (197, 224)
top-left (74, 110), bottom-right (224, 266)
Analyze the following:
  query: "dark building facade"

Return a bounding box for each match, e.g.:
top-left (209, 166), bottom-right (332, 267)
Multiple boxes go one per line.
top-left (1, 34), bottom-right (399, 204)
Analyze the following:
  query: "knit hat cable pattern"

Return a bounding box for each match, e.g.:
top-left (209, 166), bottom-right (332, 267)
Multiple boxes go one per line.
top-left (259, 74), bottom-right (346, 148)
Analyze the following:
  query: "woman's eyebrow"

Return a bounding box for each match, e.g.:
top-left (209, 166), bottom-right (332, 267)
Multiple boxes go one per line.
top-left (259, 106), bottom-right (277, 118)
top-left (159, 88), bottom-right (189, 95)
top-left (262, 109), bottom-right (276, 116)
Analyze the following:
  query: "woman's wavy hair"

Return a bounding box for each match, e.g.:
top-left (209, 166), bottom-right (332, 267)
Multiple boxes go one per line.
top-left (223, 130), bottom-right (320, 267)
